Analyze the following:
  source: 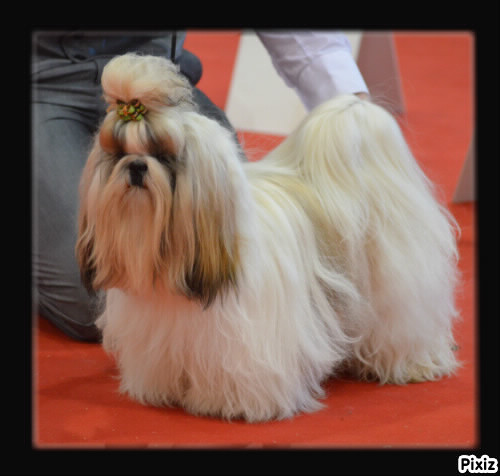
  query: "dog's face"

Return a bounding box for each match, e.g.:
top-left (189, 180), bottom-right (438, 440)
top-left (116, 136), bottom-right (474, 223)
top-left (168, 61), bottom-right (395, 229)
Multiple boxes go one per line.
top-left (76, 54), bottom-right (243, 307)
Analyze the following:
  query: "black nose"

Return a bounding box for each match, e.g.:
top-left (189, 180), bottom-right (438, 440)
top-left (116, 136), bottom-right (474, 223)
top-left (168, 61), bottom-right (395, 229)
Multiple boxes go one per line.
top-left (128, 160), bottom-right (148, 187)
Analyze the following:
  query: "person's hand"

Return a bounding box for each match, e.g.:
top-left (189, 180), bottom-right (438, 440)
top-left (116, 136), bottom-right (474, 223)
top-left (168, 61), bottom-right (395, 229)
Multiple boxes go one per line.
top-left (355, 92), bottom-right (370, 101)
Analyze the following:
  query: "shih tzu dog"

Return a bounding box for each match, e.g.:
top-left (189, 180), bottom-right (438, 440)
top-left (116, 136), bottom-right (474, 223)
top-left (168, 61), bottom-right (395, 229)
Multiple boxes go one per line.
top-left (76, 53), bottom-right (459, 422)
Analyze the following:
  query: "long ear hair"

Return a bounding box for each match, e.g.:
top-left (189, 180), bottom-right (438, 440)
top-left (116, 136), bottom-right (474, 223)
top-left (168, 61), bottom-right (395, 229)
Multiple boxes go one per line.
top-left (168, 112), bottom-right (247, 307)
top-left (75, 135), bottom-right (109, 293)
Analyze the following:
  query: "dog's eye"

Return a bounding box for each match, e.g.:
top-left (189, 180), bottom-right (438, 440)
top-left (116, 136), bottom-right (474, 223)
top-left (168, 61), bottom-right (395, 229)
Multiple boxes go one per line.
top-left (157, 154), bottom-right (176, 168)
top-left (156, 153), bottom-right (177, 190)
top-left (110, 151), bottom-right (126, 164)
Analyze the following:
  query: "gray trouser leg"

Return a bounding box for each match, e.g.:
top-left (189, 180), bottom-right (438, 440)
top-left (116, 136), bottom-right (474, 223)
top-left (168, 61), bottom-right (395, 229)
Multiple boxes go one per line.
top-left (32, 100), bottom-right (102, 341)
top-left (32, 50), bottom-right (238, 341)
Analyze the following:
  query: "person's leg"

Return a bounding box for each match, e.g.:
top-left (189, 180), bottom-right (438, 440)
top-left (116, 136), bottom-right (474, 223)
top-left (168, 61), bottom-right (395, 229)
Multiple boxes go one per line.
top-left (192, 87), bottom-right (234, 133)
top-left (32, 47), bottom-right (240, 343)
top-left (177, 48), bottom-right (240, 142)
top-left (32, 101), bottom-right (101, 341)
top-left (178, 49), bottom-right (203, 87)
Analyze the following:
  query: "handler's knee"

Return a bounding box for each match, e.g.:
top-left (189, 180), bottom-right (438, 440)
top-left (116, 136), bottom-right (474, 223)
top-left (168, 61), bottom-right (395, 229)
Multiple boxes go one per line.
top-left (34, 263), bottom-right (101, 342)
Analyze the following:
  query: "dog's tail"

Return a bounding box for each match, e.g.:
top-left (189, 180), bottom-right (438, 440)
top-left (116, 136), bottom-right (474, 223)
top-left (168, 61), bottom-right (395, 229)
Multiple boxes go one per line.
top-left (265, 95), bottom-right (460, 382)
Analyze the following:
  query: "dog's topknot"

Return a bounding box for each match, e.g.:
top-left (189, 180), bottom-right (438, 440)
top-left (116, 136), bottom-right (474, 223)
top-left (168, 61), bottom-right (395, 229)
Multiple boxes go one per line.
top-left (101, 53), bottom-right (194, 113)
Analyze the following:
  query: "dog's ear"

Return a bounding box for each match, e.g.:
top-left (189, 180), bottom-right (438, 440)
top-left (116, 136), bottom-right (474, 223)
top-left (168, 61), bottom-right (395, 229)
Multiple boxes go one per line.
top-left (76, 182), bottom-right (97, 294)
top-left (76, 224), bottom-right (97, 294)
top-left (75, 138), bottom-right (107, 294)
top-left (169, 114), bottom-right (244, 308)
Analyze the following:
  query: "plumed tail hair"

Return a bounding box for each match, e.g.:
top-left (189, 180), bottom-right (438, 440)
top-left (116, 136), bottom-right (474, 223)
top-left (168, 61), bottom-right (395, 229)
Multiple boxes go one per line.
top-left (265, 95), bottom-right (460, 382)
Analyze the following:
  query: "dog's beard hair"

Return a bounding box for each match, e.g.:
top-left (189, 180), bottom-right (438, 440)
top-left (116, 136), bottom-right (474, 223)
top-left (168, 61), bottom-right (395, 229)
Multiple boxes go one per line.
top-left (77, 54), bottom-right (460, 421)
top-left (89, 156), bottom-right (173, 294)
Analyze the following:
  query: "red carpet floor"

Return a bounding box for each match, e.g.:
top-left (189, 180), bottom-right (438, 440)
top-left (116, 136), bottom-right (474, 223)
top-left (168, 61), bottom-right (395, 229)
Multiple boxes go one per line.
top-left (33, 32), bottom-right (476, 450)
